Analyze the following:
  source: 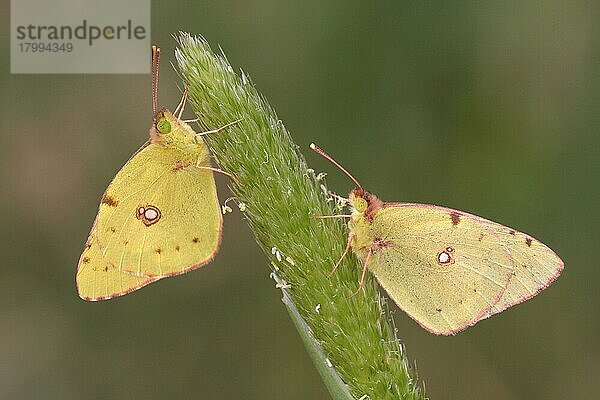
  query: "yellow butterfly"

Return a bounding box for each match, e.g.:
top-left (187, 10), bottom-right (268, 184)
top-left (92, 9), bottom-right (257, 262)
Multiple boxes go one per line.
top-left (76, 46), bottom-right (237, 301)
top-left (311, 143), bottom-right (564, 335)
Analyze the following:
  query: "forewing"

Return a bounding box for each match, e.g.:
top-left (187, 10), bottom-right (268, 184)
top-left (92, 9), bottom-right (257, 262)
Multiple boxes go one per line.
top-left (76, 230), bottom-right (159, 301)
top-left (94, 143), bottom-right (222, 277)
top-left (366, 203), bottom-right (561, 335)
top-left (485, 227), bottom-right (563, 314)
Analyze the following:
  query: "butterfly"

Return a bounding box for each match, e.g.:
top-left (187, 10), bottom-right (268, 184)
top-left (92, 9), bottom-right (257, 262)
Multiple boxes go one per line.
top-left (310, 143), bottom-right (564, 335)
top-left (76, 45), bottom-right (238, 301)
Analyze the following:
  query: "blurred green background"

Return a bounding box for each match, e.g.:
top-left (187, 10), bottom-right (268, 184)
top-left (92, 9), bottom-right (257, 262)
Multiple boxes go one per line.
top-left (1, 1), bottom-right (598, 399)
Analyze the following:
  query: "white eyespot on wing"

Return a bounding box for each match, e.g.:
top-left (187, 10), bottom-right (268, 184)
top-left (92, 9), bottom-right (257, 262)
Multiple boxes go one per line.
top-left (438, 251), bottom-right (451, 264)
top-left (135, 204), bottom-right (162, 226)
top-left (144, 208), bottom-right (159, 221)
top-left (437, 246), bottom-right (455, 265)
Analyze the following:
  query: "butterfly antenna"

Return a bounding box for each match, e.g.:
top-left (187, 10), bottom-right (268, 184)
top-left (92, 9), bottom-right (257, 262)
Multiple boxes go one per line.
top-left (151, 45), bottom-right (161, 117)
top-left (310, 143), bottom-right (363, 190)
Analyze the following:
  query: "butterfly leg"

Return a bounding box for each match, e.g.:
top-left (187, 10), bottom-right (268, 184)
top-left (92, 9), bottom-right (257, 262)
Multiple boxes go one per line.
top-left (174, 87), bottom-right (189, 119)
top-left (352, 248), bottom-right (372, 297)
top-left (196, 165), bottom-right (242, 186)
top-left (329, 233), bottom-right (354, 277)
top-left (196, 118), bottom-right (244, 136)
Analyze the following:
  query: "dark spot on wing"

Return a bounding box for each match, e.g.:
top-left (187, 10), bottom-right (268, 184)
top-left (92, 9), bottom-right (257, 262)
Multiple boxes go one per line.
top-left (175, 245), bottom-right (180, 251)
top-left (155, 248), bottom-right (162, 254)
top-left (478, 233), bottom-right (485, 242)
top-left (525, 237), bottom-right (532, 247)
top-left (123, 240), bottom-right (129, 245)
top-left (436, 308), bottom-right (442, 312)
top-left (101, 194), bottom-right (118, 207)
top-left (458, 299), bottom-right (463, 304)
top-left (109, 227), bottom-right (116, 233)
top-left (192, 237), bottom-right (199, 243)
top-left (509, 230), bottom-right (516, 235)
top-left (473, 288), bottom-right (477, 293)
top-left (450, 212), bottom-right (461, 226)
top-left (372, 237), bottom-right (393, 252)
top-left (172, 161), bottom-right (191, 171)
top-left (82, 257), bottom-right (90, 264)
top-left (99, 262), bottom-right (115, 272)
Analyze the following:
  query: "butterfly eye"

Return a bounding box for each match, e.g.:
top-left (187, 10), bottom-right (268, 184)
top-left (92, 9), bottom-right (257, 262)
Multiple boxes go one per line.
top-left (156, 119), bottom-right (171, 134)
top-left (354, 197), bottom-right (368, 212)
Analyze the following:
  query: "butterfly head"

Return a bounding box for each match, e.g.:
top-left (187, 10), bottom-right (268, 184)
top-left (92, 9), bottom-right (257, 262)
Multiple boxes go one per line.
top-left (349, 188), bottom-right (368, 212)
top-left (150, 109), bottom-right (197, 148)
top-left (349, 188), bottom-right (383, 221)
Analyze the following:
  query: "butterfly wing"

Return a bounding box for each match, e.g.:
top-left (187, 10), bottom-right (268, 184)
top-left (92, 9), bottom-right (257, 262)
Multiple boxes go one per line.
top-left (358, 203), bottom-right (562, 335)
top-left (76, 227), bottom-right (159, 301)
top-left (482, 226), bottom-right (564, 314)
top-left (92, 142), bottom-right (222, 278)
